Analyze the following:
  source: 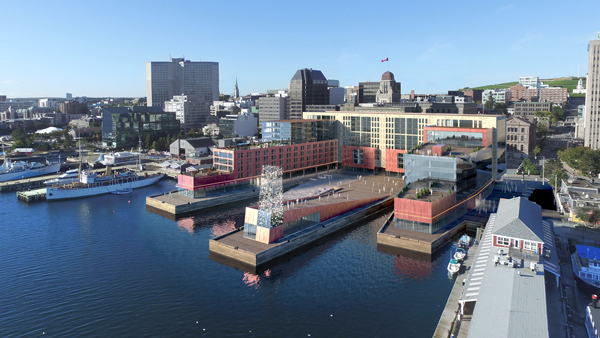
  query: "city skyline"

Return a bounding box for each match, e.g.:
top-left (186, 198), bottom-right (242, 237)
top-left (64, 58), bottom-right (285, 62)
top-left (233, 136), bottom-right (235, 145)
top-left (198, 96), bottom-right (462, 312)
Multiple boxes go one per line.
top-left (1, 0), bottom-right (598, 98)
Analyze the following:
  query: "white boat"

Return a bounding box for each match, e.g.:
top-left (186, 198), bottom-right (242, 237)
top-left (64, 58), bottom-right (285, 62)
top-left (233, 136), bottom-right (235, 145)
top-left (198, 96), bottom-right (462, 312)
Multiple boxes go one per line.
top-left (43, 169), bottom-right (80, 186)
top-left (454, 247), bottom-right (467, 262)
top-left (458, 234), bottom-right (471, 249)
top-left (447, 258), bottom-right (461, 275)
top-left (46, 169), bottom-right (164, 200)
top-left (0, 158), bottom-right (61, 182)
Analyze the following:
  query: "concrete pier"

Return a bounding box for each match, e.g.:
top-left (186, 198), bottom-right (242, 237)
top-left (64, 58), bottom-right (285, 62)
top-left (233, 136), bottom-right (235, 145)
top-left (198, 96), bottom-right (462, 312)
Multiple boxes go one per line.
top-left (210, 197), bottom-right (394, 272)
top-left (377, 213), bottom-right (483, 254)
top-left (209, 173), bottom-right (400, 271)
top-left (16, 188), bottom-right (47, 202)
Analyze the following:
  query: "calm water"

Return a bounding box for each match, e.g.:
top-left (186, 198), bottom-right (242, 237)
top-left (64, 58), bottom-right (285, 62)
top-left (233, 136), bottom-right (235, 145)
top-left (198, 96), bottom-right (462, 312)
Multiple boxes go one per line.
top-left (0, 179), bottom-right (455, 337)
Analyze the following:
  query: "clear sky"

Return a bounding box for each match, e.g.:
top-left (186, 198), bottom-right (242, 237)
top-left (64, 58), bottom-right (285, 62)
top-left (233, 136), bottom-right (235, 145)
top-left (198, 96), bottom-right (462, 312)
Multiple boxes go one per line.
top-left (1, 0), bottom-right (598, 98)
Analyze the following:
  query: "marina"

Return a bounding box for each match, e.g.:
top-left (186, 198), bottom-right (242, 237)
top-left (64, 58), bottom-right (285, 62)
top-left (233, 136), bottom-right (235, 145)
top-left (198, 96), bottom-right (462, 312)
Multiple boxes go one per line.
top-left (0, 178), bottom-right (458, 337)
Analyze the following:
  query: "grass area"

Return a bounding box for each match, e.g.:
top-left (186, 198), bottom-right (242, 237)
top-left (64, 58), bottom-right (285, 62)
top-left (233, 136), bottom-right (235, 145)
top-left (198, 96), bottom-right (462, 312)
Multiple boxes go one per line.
top-left (541, 77), bottom-right (585, 94)
top-left (469, 82), bottom-right (518, 90)
top-left (466, 77), bottom-right (587, 95)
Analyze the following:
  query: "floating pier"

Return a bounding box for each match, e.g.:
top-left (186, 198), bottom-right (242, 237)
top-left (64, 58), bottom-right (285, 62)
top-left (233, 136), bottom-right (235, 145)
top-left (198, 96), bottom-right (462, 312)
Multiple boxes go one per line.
top-left (16, 188), bottom-right (47, 202)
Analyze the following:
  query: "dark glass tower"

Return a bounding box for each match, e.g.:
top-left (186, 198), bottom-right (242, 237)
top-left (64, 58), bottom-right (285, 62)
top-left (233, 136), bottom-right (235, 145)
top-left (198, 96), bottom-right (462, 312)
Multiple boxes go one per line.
top-left (288, 68), bottom-right (328, 119)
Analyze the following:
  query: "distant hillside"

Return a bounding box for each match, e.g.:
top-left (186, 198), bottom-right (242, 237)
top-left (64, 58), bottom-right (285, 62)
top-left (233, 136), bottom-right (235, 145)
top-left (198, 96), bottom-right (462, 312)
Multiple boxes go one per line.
top-left (469, 82), bottom-right (518, 90)
top-left (466, 77), bottom-right (586, 97)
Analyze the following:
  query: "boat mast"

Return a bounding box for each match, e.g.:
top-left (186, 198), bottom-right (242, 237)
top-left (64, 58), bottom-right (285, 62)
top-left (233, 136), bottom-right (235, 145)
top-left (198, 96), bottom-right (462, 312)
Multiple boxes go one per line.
top-left (78, 130), bottom-right (82, 182)
top-left (138, 137), bottom-right (141, 171)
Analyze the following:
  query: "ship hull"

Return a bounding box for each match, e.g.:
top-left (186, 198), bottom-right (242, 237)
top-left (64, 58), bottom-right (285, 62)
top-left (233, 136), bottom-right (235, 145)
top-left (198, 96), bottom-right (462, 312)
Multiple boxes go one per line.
top-left (46, 174), bottom-right (164, 200)
top-left (0, 162), bottom-right (61, 182)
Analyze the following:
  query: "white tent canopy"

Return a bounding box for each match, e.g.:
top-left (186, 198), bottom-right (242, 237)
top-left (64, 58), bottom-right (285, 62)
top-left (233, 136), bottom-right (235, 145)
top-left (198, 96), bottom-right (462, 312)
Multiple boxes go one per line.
top-left (35, 126), bottom-right (63, 134)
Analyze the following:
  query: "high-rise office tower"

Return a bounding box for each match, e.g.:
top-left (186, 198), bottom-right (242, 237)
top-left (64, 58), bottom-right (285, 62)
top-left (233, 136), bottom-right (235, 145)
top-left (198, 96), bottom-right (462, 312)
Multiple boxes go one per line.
top-left (288, 68), bottom-right (328, 120)
top-left (146, 58), bottom-right (219, 116)
top-left (584, 37), bottom-right (600, 149)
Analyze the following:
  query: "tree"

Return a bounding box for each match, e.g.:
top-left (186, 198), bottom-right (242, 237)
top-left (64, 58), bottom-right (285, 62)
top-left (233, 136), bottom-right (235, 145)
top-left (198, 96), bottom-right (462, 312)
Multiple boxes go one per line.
top-left (537, 123), bottom-right (549, 139)
top-left (580, 151), bottom-right (600, 177)
top-left (558, 147), bottom-right (587, 169)
top-left (494, 102), bottom-right (508, 116)
top-left (484, 95), bottom-right (495, 110)
top-left (145, 134), bottom-right (152, 149)
top-left (521, 158), bottom-right (540, 175)
top-left (542, 158), bottom-right (568, 187)
top-left (11, 128), bottom-right (32, 149)
top-left (574, 206), bottom-right (600, 227)
top-left (533, 145), bottom-right (541, 157)
top-left (551, 106), bottom-right (565, 123)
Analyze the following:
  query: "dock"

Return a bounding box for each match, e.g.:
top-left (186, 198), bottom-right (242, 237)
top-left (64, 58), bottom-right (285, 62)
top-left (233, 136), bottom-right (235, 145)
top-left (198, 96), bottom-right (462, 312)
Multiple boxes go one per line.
top-left (146, 170), bottom-right (345, 219)
top-left (0, 174), bottom-right (59, 193)
top-left (16, 188), bottom-right (47, 202)
top-left (433, 241), bottom-right (479, 338)
top-left (209, 173), bottom-right (399, 272)
top-left (377, 212), bottom-right (484, 254)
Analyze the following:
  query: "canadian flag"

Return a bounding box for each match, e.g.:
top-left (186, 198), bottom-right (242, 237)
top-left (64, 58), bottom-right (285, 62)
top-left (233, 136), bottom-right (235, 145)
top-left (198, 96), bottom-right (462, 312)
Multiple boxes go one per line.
top-left (381, 58), bottom-right (389, 62)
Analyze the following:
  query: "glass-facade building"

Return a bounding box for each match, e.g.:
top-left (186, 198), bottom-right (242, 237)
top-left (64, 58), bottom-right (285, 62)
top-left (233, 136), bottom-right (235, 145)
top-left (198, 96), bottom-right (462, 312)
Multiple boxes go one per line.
top-left (102, 106), bottom-right (180, 148)
top-left (262, 120), bottom-right (337, 145)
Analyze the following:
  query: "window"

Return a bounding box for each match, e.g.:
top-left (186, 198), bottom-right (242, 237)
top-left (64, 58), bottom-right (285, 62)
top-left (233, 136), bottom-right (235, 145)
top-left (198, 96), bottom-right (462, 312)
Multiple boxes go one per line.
top-left (524, 241), bottom-right (536, 251)
top-left (497, 236), bottom-right (509, 246)
top-left (397, 153), bottom-right (404, 169)
top-left (353, 149), bottom-right (363, 164)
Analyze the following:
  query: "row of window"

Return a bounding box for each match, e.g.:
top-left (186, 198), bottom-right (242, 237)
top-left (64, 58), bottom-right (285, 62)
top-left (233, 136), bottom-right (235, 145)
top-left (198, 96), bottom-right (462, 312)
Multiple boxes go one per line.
top-left (496, 236), bottom-right (538, 250)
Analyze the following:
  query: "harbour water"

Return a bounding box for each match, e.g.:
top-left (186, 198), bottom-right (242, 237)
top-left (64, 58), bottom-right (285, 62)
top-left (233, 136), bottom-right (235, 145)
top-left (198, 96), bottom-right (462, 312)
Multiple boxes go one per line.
top-left (0, 179), bottom-right (456, 337)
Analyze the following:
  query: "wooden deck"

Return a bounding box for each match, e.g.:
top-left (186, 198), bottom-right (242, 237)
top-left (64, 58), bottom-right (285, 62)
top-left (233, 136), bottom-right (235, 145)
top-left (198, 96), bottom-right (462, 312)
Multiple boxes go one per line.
top-left (433, 241), bottom-right (479, 338)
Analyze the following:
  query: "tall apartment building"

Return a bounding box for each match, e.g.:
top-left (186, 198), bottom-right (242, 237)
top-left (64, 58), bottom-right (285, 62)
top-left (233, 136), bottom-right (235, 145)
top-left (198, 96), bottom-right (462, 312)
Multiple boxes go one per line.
top-left (585, 38), bottom-right (600, 148)
top-left (288, 68), bottom-right (329, 120)
top-left (146, 58), bottom-right (219, 126)
top-left (164, 95), bottom-right (211, 131)
top-left (258, 95), bottom-right (288, 126)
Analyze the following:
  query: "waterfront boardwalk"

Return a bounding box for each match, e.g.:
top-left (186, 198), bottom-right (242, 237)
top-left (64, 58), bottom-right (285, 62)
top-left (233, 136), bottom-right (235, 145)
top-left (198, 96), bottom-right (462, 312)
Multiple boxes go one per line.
top-left (210, 173), bottom-right (399, 270)
top-left (433, 240), bottom-right (479, 338)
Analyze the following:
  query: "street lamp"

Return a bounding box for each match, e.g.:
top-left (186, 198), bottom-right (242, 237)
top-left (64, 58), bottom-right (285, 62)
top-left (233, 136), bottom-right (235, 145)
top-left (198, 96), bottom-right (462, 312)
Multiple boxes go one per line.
top-left (538, 156), bottom-right (545, 186)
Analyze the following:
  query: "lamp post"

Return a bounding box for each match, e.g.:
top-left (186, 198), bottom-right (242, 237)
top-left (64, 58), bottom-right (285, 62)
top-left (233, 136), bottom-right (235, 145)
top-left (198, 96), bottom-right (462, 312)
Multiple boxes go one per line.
top-left (541, 156), bottom-right (545, 186)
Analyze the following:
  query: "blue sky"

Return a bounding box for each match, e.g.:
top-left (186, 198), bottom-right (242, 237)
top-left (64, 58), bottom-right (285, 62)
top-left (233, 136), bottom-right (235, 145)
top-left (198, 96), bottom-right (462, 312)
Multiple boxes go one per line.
top-left (0, 0), bottom-right (598, 98)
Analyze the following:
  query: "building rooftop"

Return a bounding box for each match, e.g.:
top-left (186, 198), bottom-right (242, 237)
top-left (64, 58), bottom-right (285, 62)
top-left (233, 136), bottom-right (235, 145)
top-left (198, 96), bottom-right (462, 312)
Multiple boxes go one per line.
top-left (461, 197), bottom-right (560, 338)
top-left (267, 119), bottom-right (322, 123)
top-left (492, 197), bottom-right (544, 243)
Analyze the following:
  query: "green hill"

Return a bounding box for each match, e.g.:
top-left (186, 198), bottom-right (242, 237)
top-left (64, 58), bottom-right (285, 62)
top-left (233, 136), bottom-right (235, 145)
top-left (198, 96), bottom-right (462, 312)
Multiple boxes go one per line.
top-left (466, 77), bottom-right (586, 97)
top-left (469, 82), bottom-right (518, 90)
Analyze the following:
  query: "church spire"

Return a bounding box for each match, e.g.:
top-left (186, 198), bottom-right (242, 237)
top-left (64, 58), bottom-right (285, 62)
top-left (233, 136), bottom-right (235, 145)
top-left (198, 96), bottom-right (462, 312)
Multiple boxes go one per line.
top-left (233, 78), bottom-right (240, 100)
